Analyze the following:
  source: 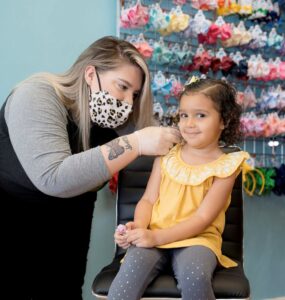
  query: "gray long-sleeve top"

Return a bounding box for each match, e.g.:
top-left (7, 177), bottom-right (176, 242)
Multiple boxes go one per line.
top-left (4, 81), bottom-right (111, 198)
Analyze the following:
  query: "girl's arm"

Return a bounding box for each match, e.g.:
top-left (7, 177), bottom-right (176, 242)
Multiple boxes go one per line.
top-left (153, 172), bottom-right (237, 246)
top-left (132, 157), bottom-right (162, 228)
top-left (115, 157), bottom-right (161, 248)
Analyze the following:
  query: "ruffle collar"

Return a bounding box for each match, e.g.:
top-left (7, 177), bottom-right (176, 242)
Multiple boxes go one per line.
top-left (161, 144), bottom-right (249, 185)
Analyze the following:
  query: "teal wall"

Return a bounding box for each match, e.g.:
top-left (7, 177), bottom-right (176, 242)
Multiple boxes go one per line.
top-left (0, 0), bottom-right (117, 103)
top-left (1, 1), bottom-right (285, 300)
top-left (244, 194), bottom-right (285, 300)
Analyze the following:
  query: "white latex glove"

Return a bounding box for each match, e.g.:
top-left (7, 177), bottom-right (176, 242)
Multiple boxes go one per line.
top-left (135, 126), bottom-right (181, 156)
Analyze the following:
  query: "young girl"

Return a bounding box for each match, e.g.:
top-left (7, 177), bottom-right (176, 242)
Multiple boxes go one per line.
top-left (108, 77), bottom-right (249, 300)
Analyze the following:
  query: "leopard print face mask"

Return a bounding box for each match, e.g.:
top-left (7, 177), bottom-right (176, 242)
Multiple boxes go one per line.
top-left (89, 70), bottom-right (133, 128)
top-left (89, 91), bottom-right (133, 128)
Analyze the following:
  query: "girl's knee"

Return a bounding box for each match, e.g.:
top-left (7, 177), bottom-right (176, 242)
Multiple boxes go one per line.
top-left (177, 268), bottom-right (214, 300)
top-left (179, 269), bottom-right (212, 288)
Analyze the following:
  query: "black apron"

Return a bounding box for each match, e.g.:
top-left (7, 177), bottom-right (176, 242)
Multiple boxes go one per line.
top-left (0, 99), bottom-right (117, 299)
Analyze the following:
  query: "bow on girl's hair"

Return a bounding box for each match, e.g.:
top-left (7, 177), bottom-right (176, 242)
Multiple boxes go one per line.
top-left (184, 75), bottom-right (207, 89)
top-left (185, 75), bottom-right (200, 86)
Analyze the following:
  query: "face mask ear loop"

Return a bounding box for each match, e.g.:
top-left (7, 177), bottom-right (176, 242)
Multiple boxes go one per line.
top-left (95, 70), bottom-right (102, 91)
top-left (89, 85), bottom-right (92, 99)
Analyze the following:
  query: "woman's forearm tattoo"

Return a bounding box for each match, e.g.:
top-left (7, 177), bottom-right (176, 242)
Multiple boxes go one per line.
top-left (105, 136), bottom-right (133, 160)
top-left (122, 136), bottom-right (132, 150)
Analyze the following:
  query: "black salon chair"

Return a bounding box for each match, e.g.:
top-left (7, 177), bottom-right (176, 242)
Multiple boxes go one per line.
top-left (92, 147), bottom-right (250, 299)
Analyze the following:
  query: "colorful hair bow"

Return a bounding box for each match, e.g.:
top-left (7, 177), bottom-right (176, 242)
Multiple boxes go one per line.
top-left (185, 75), bottom-right (200, 85)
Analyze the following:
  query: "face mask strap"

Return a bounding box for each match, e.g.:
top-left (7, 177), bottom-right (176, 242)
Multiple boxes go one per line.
top-left (95, 70), bottom-right (102, 91)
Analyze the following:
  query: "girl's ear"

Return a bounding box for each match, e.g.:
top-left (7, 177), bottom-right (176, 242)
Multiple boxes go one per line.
top-left (84, 65), bottom-right (96, 87)
top-left (220, 118), bottom-right (229, 130)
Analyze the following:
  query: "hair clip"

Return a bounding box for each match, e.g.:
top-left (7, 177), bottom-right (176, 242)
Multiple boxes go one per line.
top-left (185, 75), bottom-right (200, 86)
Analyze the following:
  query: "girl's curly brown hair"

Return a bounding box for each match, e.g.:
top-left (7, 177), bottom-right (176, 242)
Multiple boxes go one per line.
top-left (179, 78), bottom-right (242, 146)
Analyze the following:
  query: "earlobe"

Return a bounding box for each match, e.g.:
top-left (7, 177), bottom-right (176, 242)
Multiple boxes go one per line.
top-left (84, 65), bottom-right (96, 86)
top-left (220, 118), bottom-right (228, 130)
top-left (222, 119), bottom-right (230, 130)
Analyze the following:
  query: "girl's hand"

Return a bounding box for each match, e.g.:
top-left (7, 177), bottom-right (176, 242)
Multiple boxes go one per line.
top-left (125, 221), bottom-right (144, 230)
top-left (125, 221), bottom-right (136, 231)
top-left (126, 228), bottom-right (158, 248)
top-left (114, 224), bottom-right (130, 249)
top-left (135, 126), bottom-right (181, 156)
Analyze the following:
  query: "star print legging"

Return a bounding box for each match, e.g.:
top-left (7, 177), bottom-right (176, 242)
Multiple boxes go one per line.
top-left (108, 245), bottom-right (217, 300)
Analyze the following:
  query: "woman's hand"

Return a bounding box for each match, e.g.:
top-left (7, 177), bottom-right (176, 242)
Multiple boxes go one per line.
top-left (135, 126), bottom-right (181, 156)
top-left (126, 228), bottom-right (158, 248)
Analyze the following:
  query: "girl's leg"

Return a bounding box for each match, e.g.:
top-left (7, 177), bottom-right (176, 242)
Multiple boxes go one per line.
top-left (172, 245), bottom-right (217, 300)
top-left (108, 246), bottom-right (168, 300)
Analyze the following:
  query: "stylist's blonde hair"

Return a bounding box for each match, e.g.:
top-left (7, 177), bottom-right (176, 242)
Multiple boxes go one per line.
top-left (19, 36), bottom-right (154, 150)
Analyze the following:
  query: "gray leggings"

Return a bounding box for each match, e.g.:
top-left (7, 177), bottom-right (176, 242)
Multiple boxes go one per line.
top-left (108, 245), bottom-right (217, 300)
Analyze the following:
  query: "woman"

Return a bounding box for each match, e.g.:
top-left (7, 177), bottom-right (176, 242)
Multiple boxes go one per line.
top-left (0, 36), bottom-right (180, 299)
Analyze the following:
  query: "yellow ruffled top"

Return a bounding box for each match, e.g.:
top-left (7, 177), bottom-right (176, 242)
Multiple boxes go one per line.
top-left (149, 144), bottom-right (249, 268)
